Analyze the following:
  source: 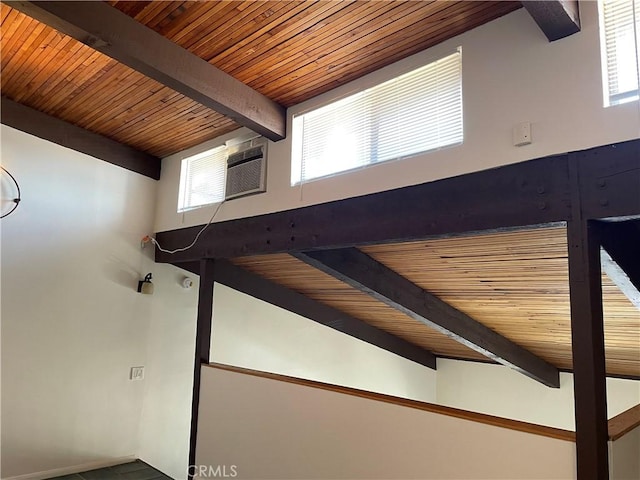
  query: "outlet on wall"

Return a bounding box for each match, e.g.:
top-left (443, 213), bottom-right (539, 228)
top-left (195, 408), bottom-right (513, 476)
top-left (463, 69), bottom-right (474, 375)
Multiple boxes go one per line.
top-left (130, 366), bottom-right (145, 380)
top-left (513, 121), bottom-right (532, 147)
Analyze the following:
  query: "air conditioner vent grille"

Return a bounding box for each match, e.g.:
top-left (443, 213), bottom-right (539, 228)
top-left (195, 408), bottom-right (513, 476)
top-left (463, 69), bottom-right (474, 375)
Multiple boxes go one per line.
top-left (225, 141), bottom-right (267, 201)
top-left (228, 146), bottom-right (263, 166)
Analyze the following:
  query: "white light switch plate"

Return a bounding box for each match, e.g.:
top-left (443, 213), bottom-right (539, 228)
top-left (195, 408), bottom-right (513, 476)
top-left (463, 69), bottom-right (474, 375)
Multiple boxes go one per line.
top-left (130, 366), bottom-right (145, 380)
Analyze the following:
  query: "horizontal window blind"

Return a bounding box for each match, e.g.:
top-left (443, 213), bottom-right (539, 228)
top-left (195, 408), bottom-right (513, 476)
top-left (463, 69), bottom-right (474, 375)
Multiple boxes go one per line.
top-left (292, 48), bottom-right (463, 184)
top-left (177, 146), bottom-right (227, 212)
top-left (601, 0), bottom-right (640, 105)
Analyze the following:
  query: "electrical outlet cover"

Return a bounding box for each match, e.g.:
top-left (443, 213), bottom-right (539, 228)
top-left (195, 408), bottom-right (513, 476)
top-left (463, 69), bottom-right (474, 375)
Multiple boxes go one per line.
top-left (130, 366), bottom-right (145, 380)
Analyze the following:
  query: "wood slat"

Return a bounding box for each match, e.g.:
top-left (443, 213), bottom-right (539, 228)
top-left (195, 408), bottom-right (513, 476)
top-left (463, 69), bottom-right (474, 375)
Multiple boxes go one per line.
top-left (233, 226), bottom-right (640, 377)
top-left (1, 5), bottom-right (239, 157)
top-left (2, 1), bottom-right (521, 158)
top-left (231, 253), bottom-right (488, 362)
top-left (608, 404), bottom-right (640, 441)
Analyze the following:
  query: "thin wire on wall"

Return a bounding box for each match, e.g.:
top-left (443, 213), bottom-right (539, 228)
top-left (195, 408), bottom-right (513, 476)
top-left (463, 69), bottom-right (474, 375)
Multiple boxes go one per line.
top-left (1, 165), bottom-right (21, 219)
top-left (146, 200), bottom-right (224, 254)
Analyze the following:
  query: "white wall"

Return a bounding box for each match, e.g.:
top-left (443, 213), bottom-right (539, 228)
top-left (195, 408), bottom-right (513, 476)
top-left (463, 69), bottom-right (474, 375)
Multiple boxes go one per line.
top-left (196, 366), bottom-right (577, 480)
top-left (211, 283), bottom-right (437, 403)
top-left (155, 2), bottom-right (640, 233)
top-left (0, 121), bottom-right (437, 480)
top-left (0, 126), bottom-right (203, 480)
top-left (135, 264), bottom-right (199, 480)
top-left (610, 426), bottom-right (640, 480)
top-left (436, 359), bottom-right (640, 430)
top-left (0, 126), bottom-right (156, 476)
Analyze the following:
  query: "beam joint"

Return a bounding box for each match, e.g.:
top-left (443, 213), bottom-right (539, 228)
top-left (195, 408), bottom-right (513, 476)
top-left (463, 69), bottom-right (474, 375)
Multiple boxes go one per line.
top-left (568, 149), bottom-right (610, 479)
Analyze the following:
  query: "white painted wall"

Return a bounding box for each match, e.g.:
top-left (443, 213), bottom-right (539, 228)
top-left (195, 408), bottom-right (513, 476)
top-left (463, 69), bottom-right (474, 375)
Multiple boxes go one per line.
top-left (610, 426), bottom-right (640, 480)
top-left (436, 359), bottom-right (640, 430)
top-left (135, 264), bottom-right (199, 480)
top-left (0, 125), bottom-right (205, 480)
top-left (0, 123), bottom-right (437, 479)
top-left (154, 2), bottom-right (640, 233)
top-left (0, 125), bottom-right (156, 476)
top-left (196, 366), bottom-right (577, 480)
top-left (211, 283), bottom-right (437, 403)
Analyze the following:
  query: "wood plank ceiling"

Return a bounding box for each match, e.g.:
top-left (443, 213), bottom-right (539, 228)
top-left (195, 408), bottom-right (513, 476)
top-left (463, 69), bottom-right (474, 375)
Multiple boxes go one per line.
top-left (7, 1), bottom-right (635, 379)
top-left (232, 226), bottom-right (640, 378)
top-left (0, 1), bottom-right (520, 157)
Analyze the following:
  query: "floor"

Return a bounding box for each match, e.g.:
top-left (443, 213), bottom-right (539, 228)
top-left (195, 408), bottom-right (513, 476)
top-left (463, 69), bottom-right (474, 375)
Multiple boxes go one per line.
top-left (50, 461), bottom-right (172, 480)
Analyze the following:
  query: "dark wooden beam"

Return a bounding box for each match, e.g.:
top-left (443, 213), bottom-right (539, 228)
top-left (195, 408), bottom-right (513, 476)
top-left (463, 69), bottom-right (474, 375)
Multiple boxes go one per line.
top-left (7, 1), bottom-right (286, 141)
top-left (568, 148), bottom-right (609, 479)
top-left (156, 152), bottom-right (572, 262)
top-left (188, 259), bottom-right (215, 477)
top-left (293, 248), bottom-right (560, 388)
top-left (600, 220), bottom-right (640, 308)
top-left (522, 0), bottom-right (580, 41)
top-left (1, 96), bottom-right (160, 180)
top-left (200, 260), bottom-right (436, 369)
top-left (576, 140), bottom-right (640, 221)
top-left (154, 140), bottom-right (639, 263)
top-left (567, 220), bottom-right (609, 479)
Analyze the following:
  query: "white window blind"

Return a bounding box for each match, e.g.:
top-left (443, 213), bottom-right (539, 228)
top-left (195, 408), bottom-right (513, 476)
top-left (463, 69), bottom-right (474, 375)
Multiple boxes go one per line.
top-left (177, 146), bottom-right (227, 212)
top-left (292, 48), bottom-right (463, 185)
top-left (600, 0), bottom-right (640, 106)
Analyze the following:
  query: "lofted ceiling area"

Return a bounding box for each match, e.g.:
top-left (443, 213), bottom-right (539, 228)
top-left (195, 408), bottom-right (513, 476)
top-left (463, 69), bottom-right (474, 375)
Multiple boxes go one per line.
top-left (232, 226), bottom-right (640, 379)
top-left (1, 0), bottom-right (636, 384)
top-left (0, 1), bottom-right (523, 159)
top-left (3, 3), bottom-right (635, 475)
top-left (155, 141), bottom-right (640, 389)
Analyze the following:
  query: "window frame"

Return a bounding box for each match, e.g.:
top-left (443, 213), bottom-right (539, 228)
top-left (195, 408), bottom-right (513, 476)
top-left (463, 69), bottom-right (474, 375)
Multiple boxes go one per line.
top-left (177, 144), bottom-right (228, 213)
top-left (290, 48), bottom-right (464, 186)
top-left (598, 0), bottom-right (640, 107)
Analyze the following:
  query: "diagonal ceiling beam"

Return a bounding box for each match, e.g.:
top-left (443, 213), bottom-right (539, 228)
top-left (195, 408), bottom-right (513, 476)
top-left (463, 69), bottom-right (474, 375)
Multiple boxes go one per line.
top-left (294, 247), bottom-right (560, 387)
top-left (174, 260), bottom-right (437, 370)
top-left (522, 0), bottom-right (581, 42)
top-left (600, 220), bottom-right (640, 309)
top-left (6, 1), bottom-right (286, 141)
top-left (1, 96), bottom-right (161, 180)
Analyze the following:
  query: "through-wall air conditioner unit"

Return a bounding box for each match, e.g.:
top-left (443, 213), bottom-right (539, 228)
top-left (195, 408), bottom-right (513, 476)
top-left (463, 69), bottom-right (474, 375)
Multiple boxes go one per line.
top-left (224, 135), bottom-right (267, 200)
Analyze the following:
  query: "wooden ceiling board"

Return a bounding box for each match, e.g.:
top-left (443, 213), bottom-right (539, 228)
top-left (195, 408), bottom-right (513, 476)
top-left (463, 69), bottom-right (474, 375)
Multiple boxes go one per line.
top-left (233, 226), bottom-right (639, 377)
top-left (250, 1), bottom-right (496, 104)
top-left (231, 253), bottom-right (489, 362)
top-left (361, 227), bottom-right (640, 377)
top-left (113, 1), bottom-right (520, 108)
top-left (205, 2), bottom-right (352, 72)
top-left (3, 1), bottom-right (520, 157)
top-left (227, 1), bottom-right (417, 84)
top-left (0, 5), bottom-right (239, 157)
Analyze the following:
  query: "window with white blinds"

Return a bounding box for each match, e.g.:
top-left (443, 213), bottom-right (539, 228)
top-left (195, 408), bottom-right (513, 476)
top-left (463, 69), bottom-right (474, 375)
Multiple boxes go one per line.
top-left (600, 0), bottom-right (640, 106)
top-left (177, 146), bottom-right (227, 212)
top-left (291, 48), bottom-right (463, 185)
